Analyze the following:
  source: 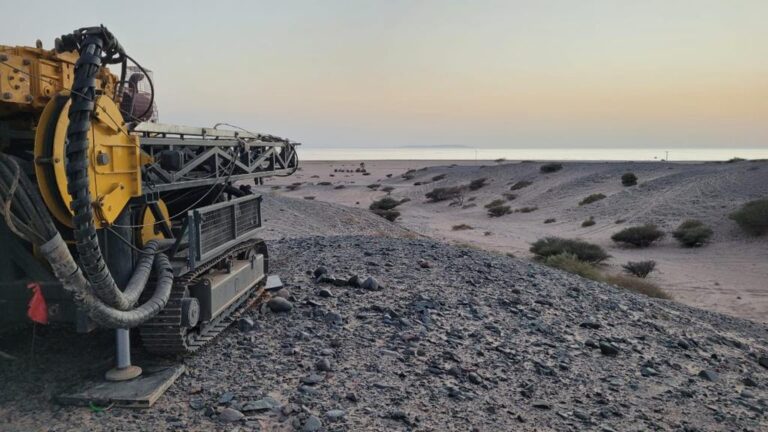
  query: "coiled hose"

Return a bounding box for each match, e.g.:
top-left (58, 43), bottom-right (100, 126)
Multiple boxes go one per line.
top-left (0, 27), bottom-right (173, 328)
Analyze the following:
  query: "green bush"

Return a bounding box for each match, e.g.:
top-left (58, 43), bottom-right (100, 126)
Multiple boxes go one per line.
top-left (370, 197), bottom-right (402, 211)
top-left (621, 173), bottom-right (638, 186)
top-left (672, 219), bottom-right (713, 247)
top-left (729, 199), bottom-right (768, 235)
top-left (543, 253), bottom-right (602, 280)
top-left (581, 217), bottom-right (595, 227)
top-left (487, 205), bottom-right (511, 217)
top-left (468, 178), bottom-right (488, 191)
top-left (540, 163), bottom-right (563, 173)
top-left (425, 186), bottom-right (464, 202)
top-left (579, 193), bottom-right (606, 206)
top-left (510, 180), bottom-right (533, 190)
top-left (622, 260), bottom-right (656, 278)
top-left (611, 224), bottom-right (665, 247)
top-left (530, 237), bottom-right (609, 263)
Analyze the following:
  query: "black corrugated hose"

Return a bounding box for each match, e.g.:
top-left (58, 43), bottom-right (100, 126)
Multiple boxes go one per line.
top-left (0, 26), bottom-right (173, 328)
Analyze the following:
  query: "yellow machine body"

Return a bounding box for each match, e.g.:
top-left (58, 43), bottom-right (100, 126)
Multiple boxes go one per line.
top-left (0, 44), bottom-right (141, 227)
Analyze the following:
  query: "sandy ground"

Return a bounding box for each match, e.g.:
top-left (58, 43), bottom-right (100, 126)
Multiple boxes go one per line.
top-left (261, 159), bottom-right (768, 323)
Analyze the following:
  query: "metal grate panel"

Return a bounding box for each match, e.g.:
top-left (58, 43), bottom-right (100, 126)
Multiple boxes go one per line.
top-left (187, 194), bottom-right (262, 269)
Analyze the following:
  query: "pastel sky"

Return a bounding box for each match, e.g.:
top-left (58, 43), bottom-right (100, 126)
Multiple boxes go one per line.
top-left (2, 1), bottom-right (767, 149)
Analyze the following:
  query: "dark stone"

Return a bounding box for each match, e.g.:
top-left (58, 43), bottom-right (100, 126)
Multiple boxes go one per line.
top-left (698, 370), bottom-right (719, 382)
top-left (218, 391), bottom-right (235, 405)
top-left (318, 288), bottom-right (334, 298)
top-left (532, 401), bottom-right (552, 410)
top-left (218, 407), bottom-right (244, 423)
top-left (361, 276), bottom-right (381, 291)
top-left (316, 358), bottom-right (333, 372)
top-left (237, 317), bottom-right (255, 332)
top-left (743, 376), bottom-right (758, 387)
top-left (599, 341), bottom-right (619, 356)
top-left (303, 415), bottom-right (322, 432)
top-left (313, 267), bottom-right (328, 279)
top-left (301, 373), bottom-right (324, 385)
top-left (189, 398), bottom-right (205, 410)
top-left (579, 321), bottom-right (602, 330)
top-left (268, 297), bottom-right (293, 313)
top-left (326, 409), bottom-right (346, 421)
top-left (348, 275), bottom-right (361, 287)
top-left (758, 356), bottom-right (768, 370)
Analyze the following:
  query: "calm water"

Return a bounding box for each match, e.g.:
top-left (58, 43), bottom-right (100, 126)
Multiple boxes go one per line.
top-left (299, 147), bottom-right (767, 162)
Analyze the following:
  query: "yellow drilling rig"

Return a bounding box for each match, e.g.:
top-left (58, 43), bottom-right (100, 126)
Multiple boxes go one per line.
top-left (0, 26), bottom-right (298, 381)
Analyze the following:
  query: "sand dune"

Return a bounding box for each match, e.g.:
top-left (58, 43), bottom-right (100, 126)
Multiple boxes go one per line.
top-left (263, 159), bottom-right (768, 322)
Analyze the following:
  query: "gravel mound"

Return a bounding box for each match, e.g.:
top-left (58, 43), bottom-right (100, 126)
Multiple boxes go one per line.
top-left (3, 235), bottom-right (766, 431)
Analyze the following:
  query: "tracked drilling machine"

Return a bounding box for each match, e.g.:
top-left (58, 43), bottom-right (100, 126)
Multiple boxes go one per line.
top-left (0, 26), bottom-right (298, 381)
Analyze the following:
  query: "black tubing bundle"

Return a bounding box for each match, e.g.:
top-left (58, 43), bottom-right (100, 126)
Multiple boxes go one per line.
top-left (0, 26), bottom-right (173, 328)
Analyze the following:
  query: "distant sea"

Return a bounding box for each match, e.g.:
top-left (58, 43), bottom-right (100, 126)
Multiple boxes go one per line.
top-left (299, 147), bottom-right (767, 162)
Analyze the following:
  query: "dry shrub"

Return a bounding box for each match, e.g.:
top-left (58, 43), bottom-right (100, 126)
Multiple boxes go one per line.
top-left (603, 274), bottom-right (671, 299)
top-left (469, 178), bottom-right (488, 191)
top-left (622, 260), bottom-right (656, 278)
top-left (530, 237), bottom-right (609, 263)
top-left (510, 180), bottom-right (532, 190)
top-left (485, 199), bottom-right (506, 209)
top-left (452, 224), bottom-right (473, 231)
top-left (425, 186), bottom-right (464, 202)
top-left (581, 217), bottom-right (596, 227)
top-left (729, 199), bottom-right (768, 236)
top-left (432, 174), bottom-right (447, 181)
top-left (487, 205), bottom-right (512, 217)
top-left (672, 220), bottom-right (713, 247)
top-left (611, 224), bottom-right (665, 247)
top-left (621, 173), bottom-right (638, 186)
top-left (540, 163), bottom-right (563, 173)
top-left (543, 253), bottom-right (602, 280)
top-left (579, 193), bottom-right (606, 206)
top-left (371, 209), bottom-right (400, 222)
top-left (544, 218), bottom-right (556, 224)
top-left (515, 206), bottom-right (538, 213)
top-left (370, 197), bottom-right (402, 211)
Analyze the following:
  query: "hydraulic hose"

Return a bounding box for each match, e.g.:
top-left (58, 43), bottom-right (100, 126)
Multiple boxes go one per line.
top-left (0, 26), bottom-right (174, 328)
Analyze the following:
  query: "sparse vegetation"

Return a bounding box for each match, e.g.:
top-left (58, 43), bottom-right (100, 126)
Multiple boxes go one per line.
top-left (372, 209), bottom-right (400, 222)
top-left (487, 204), bottom-right (512, 217)
top-left (729, 199), bottom-right (768, 236)
top-left (621, 172), bottom-right (638, 186)
top-left (503, 193), bottom-right (517, 201)
top-left (431, 174), bottom-right (446, 182)
top-left (468, 178), bottom-right (488, 191)
top-left (381, 186), bottom-right (395, 193)
top-left (271, 185), bottom-right (281, 190)
top-left (603, 274), bottom-right (671, 299)
top-left (579, 193), bottom-right (606, 206)
top-left (286, 183), bottom-right (301, 191)
top-left (367, 184), bottom-right (381, 190)
top-left (540, 163), bottom-right (563, 173)
top-left (303, 196), bottom-right (315, 200)
top-left (611, 224), bottom-right (665, 247)
top-left (370, 197), bottom-right (403, 211)
top-left (543, 253), bottom-right (603, 280)
top-left (452, 224), bottom-right (473, 231)
top-left (615, 219), bottom-right (626, 224)
top-left (530, 237), bottom-right (609, 263)
top-left (462, 203), bottom-right (477, 209)
top-left (622, 260), bottom-right (656, 278)
top-left (334, 185), bottom-right (346, 189)
top-left (672, 220), bottom-right (713, 247)
top-left (581, 217), bottom-right (595, 227)
top-left (727, 157), bottom-right (746, 163)
top-left (495, 158), bottom-right (506, 163)
top-left (425, 186), bottom-right (465, 203)
top-left (510, 180), bottom-right (533, 190)
top-left (544, 218), bottom-right (556, 224)
top-left (484, 199), bottom-right (506, 209)
top-left (515, 206), bottom-right (538, 213)
top-left (402, 170), bottom-right (416, 180)
top-left (318, 181), bottom-right (332, 186)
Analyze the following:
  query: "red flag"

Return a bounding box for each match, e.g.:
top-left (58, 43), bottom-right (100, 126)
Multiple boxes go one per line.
top-left (27, 282), bottom-right (48, 325)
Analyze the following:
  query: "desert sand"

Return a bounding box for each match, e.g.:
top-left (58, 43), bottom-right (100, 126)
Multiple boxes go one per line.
top-left (264, 159), bottom-right (768, 323)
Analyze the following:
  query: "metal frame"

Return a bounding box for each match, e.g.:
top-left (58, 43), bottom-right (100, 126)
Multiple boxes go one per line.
top-left (186, 194), bottom-right (262, 270)
top-left (131, 122), bottom-right (299, 193)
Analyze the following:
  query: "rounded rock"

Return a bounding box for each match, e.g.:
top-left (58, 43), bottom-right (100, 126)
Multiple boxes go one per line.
top-left (303, 415), bottom-right (323, 432)
top-left (268, 297), bottom-right (293, 313)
